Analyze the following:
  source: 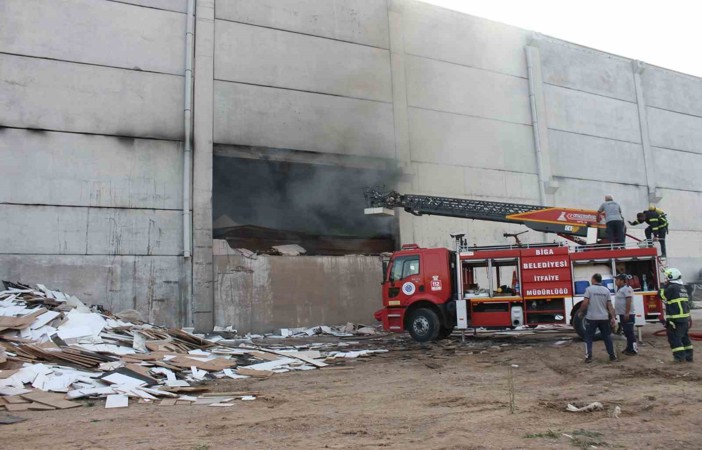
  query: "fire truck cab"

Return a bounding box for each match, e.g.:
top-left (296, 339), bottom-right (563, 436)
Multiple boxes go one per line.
top-left (375, 241), bottom-right (662, 342)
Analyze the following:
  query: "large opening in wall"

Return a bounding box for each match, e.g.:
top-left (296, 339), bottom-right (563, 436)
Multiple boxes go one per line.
top-left (212, 148), bottom-right (397, 255)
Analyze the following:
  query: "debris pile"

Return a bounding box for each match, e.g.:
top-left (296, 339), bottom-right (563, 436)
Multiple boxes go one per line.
top-left (0, 282), bottom-right (387, 410)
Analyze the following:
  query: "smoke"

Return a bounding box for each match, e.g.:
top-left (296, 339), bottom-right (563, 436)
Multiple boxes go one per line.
top-left (213, 155), bottom-right (398, 238)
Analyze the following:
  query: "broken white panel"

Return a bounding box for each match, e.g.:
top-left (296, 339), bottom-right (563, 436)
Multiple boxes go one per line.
top-left (132, 332), bottom-right (147, 352)
top-left (194, 397), bottom-right (233, 405)
top-left (105, 394), bottom-right (129, 408)
top-left (0, 386), bottom-right (31, 396)
top-left (190, 366), bottom-right (207, 380)
top-left (58, 311), bottom-right (106, 339)
top-left (165, 379), bottom-right (190, 387)
top-left (105, 318), bottom-right (135, 328)
top-left (99, 361), bottom-right (126, 371)
top-left (57, 325), bottom-right (95, 341)
top-left (65, 295), bottom-right (91, 313)
top-left (30, 311), bottom-right (60, 329)
top-left (102, 373), bottom-right (146, 387)
top-left (243, 358), bottom-right (298, 371)
top-left (75, 344), bottom-right (136, 356)
top-left (277, 350), bottom-right (322, 359)
top-left (178, 395), bottom-right (197, 402)
top-left (240, 396), bottom-right (256, 401)
top-left (223, 369), bottom-right (249, 380)
top-left (37, 284), bottom-right (55, 298)
top-left (30, 325), bottom-right (57, 342)
top-left (188, 349), bottom-right (211, 356)
top-left (42, 374), bottom-right (80, 393)
top-left (138, 387), bottom-right (178, 398)
top-left (67, 387), bottom-right (117, 399)
top-left (152, 367), bottom-right (176, 381)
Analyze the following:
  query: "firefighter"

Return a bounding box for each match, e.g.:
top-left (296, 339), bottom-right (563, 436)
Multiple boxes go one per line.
top-left (660, 268), bottom-right (693, 363)
top-left (628, 206), bottom-right (668, 256)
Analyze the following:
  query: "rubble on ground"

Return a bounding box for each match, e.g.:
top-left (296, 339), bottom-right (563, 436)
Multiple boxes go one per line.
top-left (0, 282), bottom-right (387, 411)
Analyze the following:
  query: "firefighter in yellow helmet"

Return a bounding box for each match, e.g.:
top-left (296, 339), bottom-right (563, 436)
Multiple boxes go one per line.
top-left (660, 268), bottom-right (692, 362)
top-left (629, 205), bottom-right (669, 256)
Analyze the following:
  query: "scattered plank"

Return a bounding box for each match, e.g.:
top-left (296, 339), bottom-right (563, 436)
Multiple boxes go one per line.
top-left (236, 367), bottom-right (274, 378)
top-left (21, 391), bottom-right (81, 409)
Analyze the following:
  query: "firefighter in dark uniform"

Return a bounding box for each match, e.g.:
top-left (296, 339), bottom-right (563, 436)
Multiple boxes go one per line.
top-left (629, 206), bottom-right (669, 256)
top-left (660, 268), bottom-right (693, 362)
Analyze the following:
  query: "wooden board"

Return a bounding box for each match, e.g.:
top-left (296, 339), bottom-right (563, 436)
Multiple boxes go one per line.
top-left (236, 367), bottom-right (273, 378)
top-left (21, 391), bottom-right (81, 409)
top-left (159, 399), bottom-right (177, 406)
top-left (4, 396), bottom-right (29, 404)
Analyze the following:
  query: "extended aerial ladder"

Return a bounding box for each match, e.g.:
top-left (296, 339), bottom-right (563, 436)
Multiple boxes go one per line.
top-left (364, 187), bottom-right (605, 244)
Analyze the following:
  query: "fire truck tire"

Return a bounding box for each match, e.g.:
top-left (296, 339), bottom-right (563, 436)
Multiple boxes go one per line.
top-left (437, 326), bottom-right (455, 340)
top-left (572, 313), bottom-right (602, 341)
top-left (408, 308), bottom-right (441, 342)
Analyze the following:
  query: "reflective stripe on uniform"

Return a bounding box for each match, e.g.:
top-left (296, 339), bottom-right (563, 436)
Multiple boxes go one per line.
top-left (672, 347), bottom-right (685, 353)
top-left (684, 345), bottom-right (694, 350)
top-left (667, 313), bottom-right (691, 319)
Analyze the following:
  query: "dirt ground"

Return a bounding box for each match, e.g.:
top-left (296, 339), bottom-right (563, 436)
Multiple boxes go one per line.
top-left (4, 322), bottom-right (702, 450)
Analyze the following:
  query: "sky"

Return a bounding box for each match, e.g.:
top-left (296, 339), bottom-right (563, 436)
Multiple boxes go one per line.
top-left (421, 0), bottom-right (702, 77)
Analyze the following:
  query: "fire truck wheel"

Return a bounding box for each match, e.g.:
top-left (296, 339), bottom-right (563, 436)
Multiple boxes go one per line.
top-left (437, 326), bottom-right (455, 340)
top-left (408, 308), bottom-right (440, 342)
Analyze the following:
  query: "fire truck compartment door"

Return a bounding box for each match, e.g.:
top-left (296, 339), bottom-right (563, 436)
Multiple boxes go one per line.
top-left (456, 299), bottom-right (468, 329)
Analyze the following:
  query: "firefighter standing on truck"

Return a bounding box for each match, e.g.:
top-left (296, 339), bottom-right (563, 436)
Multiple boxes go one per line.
top-left (629, 205), bottom-right (669, 256)
top-left (660, 268), bottom-right (693, 363)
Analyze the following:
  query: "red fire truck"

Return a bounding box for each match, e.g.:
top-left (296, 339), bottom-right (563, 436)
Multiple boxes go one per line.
top-left (365, 188), bottom-right (664, 342)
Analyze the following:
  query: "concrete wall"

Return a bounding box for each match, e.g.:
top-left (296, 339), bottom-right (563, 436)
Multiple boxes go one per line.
top-left (214, 252), bottom-right (383, 333)
top-left (0, 0), bottom-right (188, 326)
top-left (3, 0), bottom-right (702, 331)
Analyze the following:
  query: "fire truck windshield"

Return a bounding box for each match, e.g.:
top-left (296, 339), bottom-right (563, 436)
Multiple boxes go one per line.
top-left (390, 256), bottom-right (420, 281)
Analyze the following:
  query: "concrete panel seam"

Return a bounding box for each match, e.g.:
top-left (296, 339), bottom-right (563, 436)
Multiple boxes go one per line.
top-left (546, 127), bottom-right (641, 146)
top-left (0, 202), bottom-right (182, 213)
top-left (414, 160), bottom-right (539, 177)
top-left (214, 17), bottom-right (390, 51)
top-left (651, 145), bottom-right (702, 157)
top-left (542, 80), bottom-right (637, 105)
top-left (0, 51), bottom-right (185, 78)
top-left (0, 253), bottom-right (185, 257)
top-left (646, 104), bottom-right (702, 121)
top-left (212, 78), bottom-right (393, 105)
top-left (0, 126), bottom-right (185, 144)
top-left (405, 52), bottom-right (528, 80)
top-left (105, 0), bottom-right (186, 14)
top-left (550, 175), bottom-right (645, 188)
top-left (408, 105), bottom-right (533, 128)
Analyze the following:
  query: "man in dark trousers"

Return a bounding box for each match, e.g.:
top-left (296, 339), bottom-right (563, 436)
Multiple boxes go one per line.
top-left (614, 274), bottom-right (637, 355)
top-left (597, 195), bottom-right (625, 247)
top-left (578, 273), bottom-right (618, 363)
top-left (660, 268), bottom-right (693, 363)
top-left (629, 206), bottom-right (669, 256)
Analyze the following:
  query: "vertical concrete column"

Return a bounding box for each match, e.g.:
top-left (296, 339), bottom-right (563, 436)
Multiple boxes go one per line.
top-left (525, 37), bottom-right (558, 205)
top-left (388, 2), bottom-right (415, 245)
top-left (632, 60), bottom-right (661, 203)
top-left (192, 0), bottom-right (215, 331)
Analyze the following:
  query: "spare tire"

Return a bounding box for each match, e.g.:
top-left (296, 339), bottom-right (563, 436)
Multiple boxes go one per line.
top-left (573, 310), bottom-right (602, 341)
